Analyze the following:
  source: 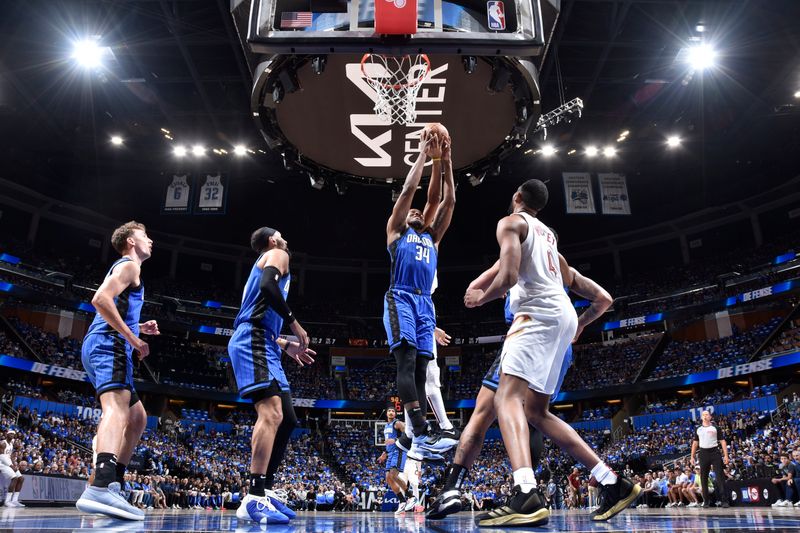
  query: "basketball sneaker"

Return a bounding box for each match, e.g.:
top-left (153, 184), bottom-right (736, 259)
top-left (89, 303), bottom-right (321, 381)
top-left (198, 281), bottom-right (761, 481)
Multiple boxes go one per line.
top-left (591, 476), bottom-right (641, 521)
top-left (408, 435), bottom-right (445, 464)
top-left (475, 486), bottom-right (549, 527)
top-left (76, 482), bottom-right (145, 521)
top-left (394, 499), bottom-right (407, 516)
top-left (420, 427), bottom-right (460, 454)
top-left (264, 489), bottom-right (296, 519)
top-left (236, 494), bottom-right (289, 524)
top-left (402, 495), bottom-right (418, 513)
top-left (425, 489), bottom-right (462, 519)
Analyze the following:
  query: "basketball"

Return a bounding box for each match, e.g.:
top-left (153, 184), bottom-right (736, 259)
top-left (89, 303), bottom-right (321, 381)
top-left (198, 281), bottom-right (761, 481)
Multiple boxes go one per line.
top-left (424, 122), bottom-right (450, 142)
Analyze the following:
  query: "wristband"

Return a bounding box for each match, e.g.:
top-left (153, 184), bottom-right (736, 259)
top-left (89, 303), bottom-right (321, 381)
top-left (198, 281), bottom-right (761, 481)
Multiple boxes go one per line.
top-left (432, 157), bottom-right (441, 161)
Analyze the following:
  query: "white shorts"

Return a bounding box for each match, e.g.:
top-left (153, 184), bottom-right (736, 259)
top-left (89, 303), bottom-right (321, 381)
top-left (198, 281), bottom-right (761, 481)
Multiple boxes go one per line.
top-left (0, 464), bottom-right (20, 480)
top-left (426, 343), bottom-right (441, 389)
top-left (500, 311), bottom-right (577, 395)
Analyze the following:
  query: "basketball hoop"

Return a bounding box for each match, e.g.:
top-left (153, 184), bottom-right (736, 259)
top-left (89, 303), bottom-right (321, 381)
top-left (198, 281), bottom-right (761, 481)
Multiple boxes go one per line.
top-left (361, 54), bottom-right (431, 126)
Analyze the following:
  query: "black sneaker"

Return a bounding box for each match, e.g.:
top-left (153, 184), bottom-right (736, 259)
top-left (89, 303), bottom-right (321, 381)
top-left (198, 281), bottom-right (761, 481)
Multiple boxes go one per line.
top-left (591, 476), bottom-right (641, 522)
top-left (396, 433), bottom-right (412, 453)
top-left (476, 486), bottom-right (549, 527)
top-left (425, 488), bottom-right (462, 519)
top-left (420, 428), bottom-right (460, 454)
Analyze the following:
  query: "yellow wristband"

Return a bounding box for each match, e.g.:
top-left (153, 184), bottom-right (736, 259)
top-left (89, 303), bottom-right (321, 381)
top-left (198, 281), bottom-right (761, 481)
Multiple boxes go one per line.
top-left (432, 157), bottom-right (441, 161)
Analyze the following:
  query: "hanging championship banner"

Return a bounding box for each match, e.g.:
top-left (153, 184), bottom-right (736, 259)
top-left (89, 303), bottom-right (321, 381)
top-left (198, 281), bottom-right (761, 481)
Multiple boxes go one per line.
top-left (562, 172), bottom-right (596, 214)
top-left (162, 174), bottom-right (192, 214)
top-left (195, 173), bottom-right (228, 215)
top-left (598, 173), bottom-right (631, 215)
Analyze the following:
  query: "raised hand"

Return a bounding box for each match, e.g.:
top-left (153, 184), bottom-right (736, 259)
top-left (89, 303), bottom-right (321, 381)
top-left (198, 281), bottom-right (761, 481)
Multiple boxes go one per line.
top-left (140, 320), bottom-right (160, 336)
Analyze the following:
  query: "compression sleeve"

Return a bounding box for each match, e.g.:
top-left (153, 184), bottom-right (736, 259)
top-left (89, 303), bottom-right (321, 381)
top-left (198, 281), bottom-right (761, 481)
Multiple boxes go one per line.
top-left (259, 266), bottom-right (296, 324)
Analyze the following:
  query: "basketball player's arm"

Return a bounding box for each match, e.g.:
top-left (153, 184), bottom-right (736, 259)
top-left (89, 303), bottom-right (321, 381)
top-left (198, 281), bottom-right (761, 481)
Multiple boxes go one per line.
top-left (467, 260), bottom-right (500, 291)
top-left (422, 136), bottom-right (444, 229)
top-left (377, 452), bottom-right (387, 464)
top-left (386, 131), bottom-right (433, 244)
top-left (568, 266), bottom-right (613, 342)
top-left (690, 437), bottom-right (698, 465)
top-left (429, 142), bottom-right (456, 245)
top-left (260, 249), bottom-right (309, 350)
top-left (91, 261), bottom-right (150, 358)
top-left (395, 420), bottom-right (406, 434)
top-left (276, 337), bottom-right (316, 366)
top-left (465, 217), bottom-right (522, 307)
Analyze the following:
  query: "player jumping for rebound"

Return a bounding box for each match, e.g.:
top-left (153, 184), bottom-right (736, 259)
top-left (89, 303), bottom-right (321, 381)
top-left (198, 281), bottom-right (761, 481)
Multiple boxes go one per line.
top-left (230, 227), bottom-right (316, 525)
top-left (427, 256), bottom-right (613, 519)
top-left (464, 180), bottom-right (639, 526)
top-left (383, 127), bottom-right (456, 463)
top-left (76, 221), bottom-right (159, 521)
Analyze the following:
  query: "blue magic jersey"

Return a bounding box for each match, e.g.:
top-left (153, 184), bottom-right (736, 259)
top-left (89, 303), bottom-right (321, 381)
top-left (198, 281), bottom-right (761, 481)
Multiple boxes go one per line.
top-left (388, 228), bottom-right (437, 294)
top-left (504, 293), bottom-right (514, 325)
top-left (234, 254), bottom-right (291, 332)
top-left (86, 258), bottom-right (144, 338)
top-left (384, 420), bottom-right (400, 452)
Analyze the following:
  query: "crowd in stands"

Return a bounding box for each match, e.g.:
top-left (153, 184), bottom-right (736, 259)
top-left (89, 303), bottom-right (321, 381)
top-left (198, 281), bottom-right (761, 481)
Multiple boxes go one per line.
top-left (563, 335), bottom-right (661, 391)
top-left (344, 366), bottom-right (394, 401)
top-left (647, 318), bottom-right (783, 381)
top-left (578, 406), bottom-right (618, 421)
top-left (6, 317), bottom-right (82, 369)
top-left (283, 360), bottom-right (339, 399)
top-left (764, 318), bottom-right (800, 357)
top-left (0, 331), bottom-right (24, 358)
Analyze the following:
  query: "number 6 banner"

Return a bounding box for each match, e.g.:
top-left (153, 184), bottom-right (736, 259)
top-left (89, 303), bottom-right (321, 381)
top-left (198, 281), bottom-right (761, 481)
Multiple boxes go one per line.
top-left (162, 174), bottom-right (193, 214)
top-left (195, 173), bottom-right (229, 215)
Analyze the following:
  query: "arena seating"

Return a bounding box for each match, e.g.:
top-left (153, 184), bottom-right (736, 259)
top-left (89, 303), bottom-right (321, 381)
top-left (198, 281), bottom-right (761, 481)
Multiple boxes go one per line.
top-left (563, 335), bottom-right (661, 391)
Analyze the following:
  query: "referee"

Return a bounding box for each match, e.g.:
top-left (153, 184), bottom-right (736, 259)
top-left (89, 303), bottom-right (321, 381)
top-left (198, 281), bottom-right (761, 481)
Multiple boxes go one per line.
top-left (690, 410), bottom-right (730, 508)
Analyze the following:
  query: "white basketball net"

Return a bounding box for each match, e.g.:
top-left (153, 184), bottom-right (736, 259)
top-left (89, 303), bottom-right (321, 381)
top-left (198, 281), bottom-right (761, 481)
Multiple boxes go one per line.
top-left (361, 54), bottom-right (431, 126)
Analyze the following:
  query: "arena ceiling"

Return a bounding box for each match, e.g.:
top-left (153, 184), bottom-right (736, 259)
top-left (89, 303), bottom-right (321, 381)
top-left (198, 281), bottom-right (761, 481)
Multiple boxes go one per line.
top-left (0, 0), bottom-right (798, 260)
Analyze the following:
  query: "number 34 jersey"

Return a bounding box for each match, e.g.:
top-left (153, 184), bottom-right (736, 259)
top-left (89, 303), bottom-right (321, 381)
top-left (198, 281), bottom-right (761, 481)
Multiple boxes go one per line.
top-left (388, 227), bottom-right (437, 294)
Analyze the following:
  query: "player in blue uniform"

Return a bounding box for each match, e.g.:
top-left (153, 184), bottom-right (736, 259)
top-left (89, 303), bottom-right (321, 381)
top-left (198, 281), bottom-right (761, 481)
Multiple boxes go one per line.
top-left (231, 227), bottom-right (316, 525)
top-left (377, 407), bottom-right (411, 513)
top-left (76, 221), bottom-right (160, 521)
top-left (383, 127), bottom-right (456, 461)
top-left (427, 254), bottom-right (613, 520)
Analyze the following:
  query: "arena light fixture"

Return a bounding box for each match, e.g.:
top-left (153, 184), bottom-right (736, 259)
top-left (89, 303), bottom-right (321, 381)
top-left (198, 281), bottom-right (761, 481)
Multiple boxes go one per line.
top-left (794, 90), bottom-right (800, 99)
top-left (603, 146), bottom-right (616, 158)
top-left (110, 135), bottom-right (123, 146)
top-left (71, 38), bottom-right (105, 69)
top-left (173, 145), bottom-right (187, 157)
top-left (666, 135), bottom-right (682, 148)
top-left (233, 145), bottom-right (247, 156)
top-left (567, 149), bottom-right (577, 155)
top-left (541, 144), bottom-right (557, 157)
top-left (192, 144), bottom-right (205, 157)
top-left (687, 44), bottom-right (717, 71)
top-left (585, 146), bottom-right (599, 158)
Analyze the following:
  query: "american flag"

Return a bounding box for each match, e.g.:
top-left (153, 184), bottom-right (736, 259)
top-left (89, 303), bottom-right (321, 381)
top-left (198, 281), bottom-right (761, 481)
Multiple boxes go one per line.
top-left (280, 12), bottom-right (313, 29)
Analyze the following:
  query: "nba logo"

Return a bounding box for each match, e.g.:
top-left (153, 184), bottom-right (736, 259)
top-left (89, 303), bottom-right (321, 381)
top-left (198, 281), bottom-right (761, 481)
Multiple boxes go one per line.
top-left (487, 1), bottom-right (505, 31)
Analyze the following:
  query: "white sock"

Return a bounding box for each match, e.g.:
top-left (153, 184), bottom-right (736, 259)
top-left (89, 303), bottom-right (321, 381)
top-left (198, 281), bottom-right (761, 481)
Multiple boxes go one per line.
top-left (512, 467), bottom-right (537, 493)
top-left (403, 408), bottom-right (414, 439)
top-left (426, 387), bottom-right (453, 431)
top-left (4, 493), bottom-right (11, 504)
top-left (12, 492), bottom-right (19, 502)
top-left (405, 461), bottom-right (420, 502)
top-left (591, 462), bottom-right (618, 486)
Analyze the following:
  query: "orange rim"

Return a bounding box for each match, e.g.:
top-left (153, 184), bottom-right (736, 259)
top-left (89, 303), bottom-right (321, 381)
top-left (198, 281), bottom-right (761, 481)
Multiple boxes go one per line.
top-left (360, 53), bottom-right (431, 90)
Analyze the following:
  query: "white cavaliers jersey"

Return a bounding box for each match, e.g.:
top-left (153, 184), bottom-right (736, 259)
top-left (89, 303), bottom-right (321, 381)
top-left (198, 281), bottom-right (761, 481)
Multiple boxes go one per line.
top-left (0, 439), bottom-right (12, 464)
top-left (198, 174), bottom-right (224, 209)
top-left (507, 212), bottom-right (574, 320)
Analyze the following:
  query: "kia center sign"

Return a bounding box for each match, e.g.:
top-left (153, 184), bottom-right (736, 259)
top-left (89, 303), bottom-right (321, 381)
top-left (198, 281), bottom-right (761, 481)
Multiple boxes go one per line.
top-left (253, 54), bottom-right (540, 183)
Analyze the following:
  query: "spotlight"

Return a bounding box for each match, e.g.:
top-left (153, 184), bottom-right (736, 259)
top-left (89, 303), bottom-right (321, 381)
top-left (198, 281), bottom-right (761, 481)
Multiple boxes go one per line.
top-left (309, 174), bottom-right (325, 190)
top-left (311, 55), bottom-right (327, 75)
top-left (335, 180), bottom-right (348, 196)
top-left (794, 90), bottom-right (800, 99)
top-left (71, 38), bottom-right (104, 69)
top-left (541, 145), bottom-right (557, 157)
top-left (666, 135), bottom-right (681, 148)
top-left (110, 135), bottom-right (123, 146)
top-left (462, 56), bottom-right (478, 75)
top-left (173, 145), bottom-right (187, 157)
top-left (567, 149), bottom-right (577, 155)
top-left (233, 145), bottom-right (247, 156)
top-left (192, 145), bottom-right (205, 157)
top-left (585, 146), bottom-right (598, 158)
top-left (687, 44), bottom-right (717, 71)
top-left (603, 146), bottom-right (616, 158)
top-left (468, 172), bottom-right (486, 187)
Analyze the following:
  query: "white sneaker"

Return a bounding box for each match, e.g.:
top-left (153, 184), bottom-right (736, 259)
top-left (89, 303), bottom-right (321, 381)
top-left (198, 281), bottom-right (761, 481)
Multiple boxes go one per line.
top-left (782, 500), bottom-right (794, 507)
top-left (772, 500), bottom-right (785, 507)
top-left (687, 502), bottom-right (698, 508)
top-left (403, 496), bottom-right (417, 512)
top-left (794, 501), bottom-right (800, 507)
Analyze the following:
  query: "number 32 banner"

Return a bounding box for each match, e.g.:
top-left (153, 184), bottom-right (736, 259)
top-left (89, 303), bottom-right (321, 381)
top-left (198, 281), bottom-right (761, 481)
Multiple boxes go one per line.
top-left (195, 173), bottom-right (229, 215)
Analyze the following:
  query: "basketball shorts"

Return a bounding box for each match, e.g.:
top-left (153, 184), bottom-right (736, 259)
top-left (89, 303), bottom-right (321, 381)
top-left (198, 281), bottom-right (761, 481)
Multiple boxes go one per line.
top-left (383, 289), bottom-right (435, 358)
top-left (228, 321), bottom-right (290, 399)
top-left (500, 311), bottom-right (578, 396)
top-left (81, 332), bottom-right (135, 397)
top-left (483, 343), bottom-right (573, 401)
top-left (386, 448), bottom-right (406, 472)
top-left (0, 461), bottom-right (21, 480)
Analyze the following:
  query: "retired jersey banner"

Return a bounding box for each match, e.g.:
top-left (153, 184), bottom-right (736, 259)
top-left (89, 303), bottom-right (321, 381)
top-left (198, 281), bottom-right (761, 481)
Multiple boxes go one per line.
top-left (162, 174), bottom-right (192, 214)
top-left (195, 173), bottom-right (228, 215)
top-left (598, 173), bottom-right (631, 215)
top-left (562, 172), bottom-right (596, 214)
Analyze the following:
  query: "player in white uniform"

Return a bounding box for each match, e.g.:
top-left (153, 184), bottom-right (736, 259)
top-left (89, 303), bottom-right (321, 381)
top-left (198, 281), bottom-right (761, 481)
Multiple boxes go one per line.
top-left (464, 179), bottom-right (639, 526)
top-left (1, 430), bottom-right (25, 507)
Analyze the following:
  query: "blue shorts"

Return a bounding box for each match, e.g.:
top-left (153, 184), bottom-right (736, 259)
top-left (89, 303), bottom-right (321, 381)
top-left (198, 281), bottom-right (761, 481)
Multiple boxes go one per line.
top-left (483, 344), bottom-right (574, 402)
top-left (81, 332), bottom-right (134, 396)
top-left (386, 448), bottom-right (406, 472)
top-left (383, 289), bottom-right (435, 358)
top-left (228, 322), bottom-right (290, 399)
